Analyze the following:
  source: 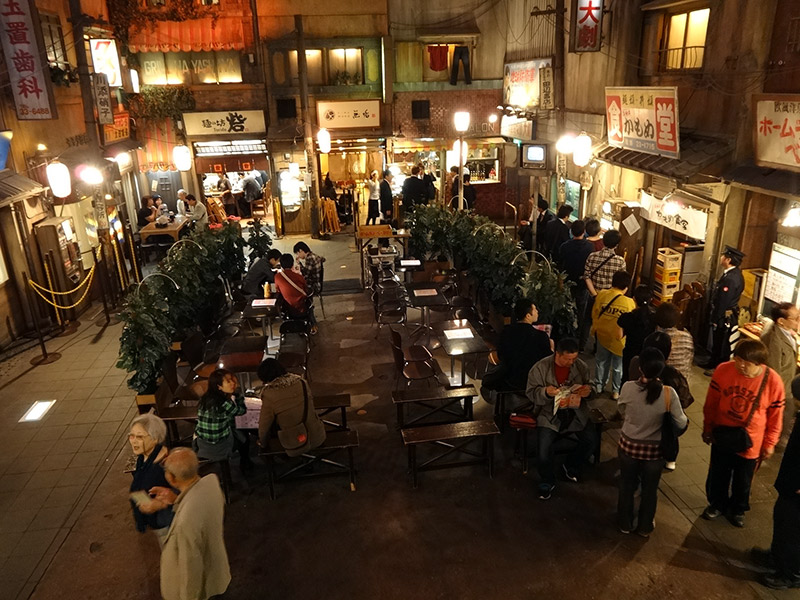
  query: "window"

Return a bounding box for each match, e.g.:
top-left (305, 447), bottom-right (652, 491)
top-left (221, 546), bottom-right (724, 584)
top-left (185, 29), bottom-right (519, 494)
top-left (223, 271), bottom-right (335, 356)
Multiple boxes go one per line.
top-left (662, 8), bottom-right (709, 70)
top-left (138, 51), bottom-right (242, 85)
top-left (288, 50), bottom-right (324, 85)
top-left (276, 98), bottom-right (297, 119)
top-left (287, 48), bottom-right (363, 86)
top-left (788, 18), bottom-right (800, 54)
top-left (40, 13), bottom-right (67, 66)
top-left (199, 0), bottom-right (219, 4)
top-left (411, 100), bottom-right (430, 119)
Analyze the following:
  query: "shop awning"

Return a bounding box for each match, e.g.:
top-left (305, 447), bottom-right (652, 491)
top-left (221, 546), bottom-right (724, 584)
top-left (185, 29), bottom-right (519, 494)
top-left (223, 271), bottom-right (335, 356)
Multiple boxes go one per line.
top-left (595, 132), bottom-right (733, 183)
top-left (128, 18), bottom-right (245, 53)
top-left (723, 163), bottom-right (800, 199)
top-left (103, 138), bottom-right (142, 158)
top-left (0, 169), bottom-right (46, 208)
top-left (393, 137), bottom-right (507, 152)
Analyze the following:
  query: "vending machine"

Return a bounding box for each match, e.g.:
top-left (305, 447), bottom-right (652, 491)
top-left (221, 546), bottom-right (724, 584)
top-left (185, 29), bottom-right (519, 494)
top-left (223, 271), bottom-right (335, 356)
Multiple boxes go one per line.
top-left (34, 216), bottom-right (84, 320)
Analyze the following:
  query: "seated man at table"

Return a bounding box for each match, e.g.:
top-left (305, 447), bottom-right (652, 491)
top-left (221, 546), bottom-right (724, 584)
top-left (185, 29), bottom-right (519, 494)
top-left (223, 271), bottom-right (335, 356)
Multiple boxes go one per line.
top-left (526, 337), bottom-right (595, 501)
top-left (293, 242), bottom-right (326, 297)
top-left (483, 299), bottom-right (552, 402)
top-left (241, 249), bottom-right (282, 299)
top-left (186, 194), bottom-right (208, 228)
top-left (274, 253), bottom-right (317, 333)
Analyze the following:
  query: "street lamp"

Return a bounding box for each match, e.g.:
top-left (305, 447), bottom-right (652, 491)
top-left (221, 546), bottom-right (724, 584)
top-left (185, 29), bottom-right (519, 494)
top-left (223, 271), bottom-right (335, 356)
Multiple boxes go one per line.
top-left (572, 132), bottom-right (592, 167)
top-left (453, 111), bottom-right (470, 210)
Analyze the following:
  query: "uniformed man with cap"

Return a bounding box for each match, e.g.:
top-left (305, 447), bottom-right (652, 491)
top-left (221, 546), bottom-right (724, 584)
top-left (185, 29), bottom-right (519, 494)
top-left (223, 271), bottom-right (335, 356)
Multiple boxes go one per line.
top-left (703, 246), bottom-right (745, 374)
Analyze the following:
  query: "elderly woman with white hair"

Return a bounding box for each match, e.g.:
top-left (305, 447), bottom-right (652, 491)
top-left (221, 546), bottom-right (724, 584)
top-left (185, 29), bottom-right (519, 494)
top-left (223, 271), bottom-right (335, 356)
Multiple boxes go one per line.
top-left (128, 412), bottom-right (175, 547)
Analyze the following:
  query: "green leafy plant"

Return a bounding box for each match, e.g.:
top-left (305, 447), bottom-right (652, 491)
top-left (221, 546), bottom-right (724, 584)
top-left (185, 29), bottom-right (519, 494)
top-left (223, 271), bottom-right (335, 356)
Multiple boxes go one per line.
top-left (520, 260), bottom-right (578, 338)
top-left (128, 85), bottom-right (196, 124)
top-left (247, 218), bottom-right (273, 263)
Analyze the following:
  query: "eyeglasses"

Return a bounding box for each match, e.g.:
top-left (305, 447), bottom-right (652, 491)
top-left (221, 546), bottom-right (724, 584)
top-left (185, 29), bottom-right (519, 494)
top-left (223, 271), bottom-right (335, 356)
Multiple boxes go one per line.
top-left (128, 432), bottom-right (151, 441)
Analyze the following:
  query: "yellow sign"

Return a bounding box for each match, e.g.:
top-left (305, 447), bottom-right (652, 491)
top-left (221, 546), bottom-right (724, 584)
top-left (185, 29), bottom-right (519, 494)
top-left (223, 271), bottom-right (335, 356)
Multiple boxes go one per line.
top-left (103, 112), bottom-right (130, 143)
top-left (358, 224), bottom-right (393, 238)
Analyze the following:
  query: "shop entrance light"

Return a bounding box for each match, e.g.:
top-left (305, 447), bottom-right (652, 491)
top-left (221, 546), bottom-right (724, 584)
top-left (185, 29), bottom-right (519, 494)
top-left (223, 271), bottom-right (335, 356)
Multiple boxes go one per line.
top-left (46, 160), bottom-right (71, 198)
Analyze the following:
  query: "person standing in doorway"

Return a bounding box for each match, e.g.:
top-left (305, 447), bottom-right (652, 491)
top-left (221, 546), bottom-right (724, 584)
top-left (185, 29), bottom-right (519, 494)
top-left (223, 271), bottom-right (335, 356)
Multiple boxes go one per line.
top-left (380, 170), bottom-right (394, 223)
top-left (702, 246), bottom-right (745, 375)
top-left (366, 170), bottom-right (381, 225)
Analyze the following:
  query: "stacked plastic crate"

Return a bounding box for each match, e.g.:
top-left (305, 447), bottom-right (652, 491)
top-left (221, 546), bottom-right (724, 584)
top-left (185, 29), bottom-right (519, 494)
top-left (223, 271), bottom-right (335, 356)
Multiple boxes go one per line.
top-left (653, 248), bottom-right (682, 306)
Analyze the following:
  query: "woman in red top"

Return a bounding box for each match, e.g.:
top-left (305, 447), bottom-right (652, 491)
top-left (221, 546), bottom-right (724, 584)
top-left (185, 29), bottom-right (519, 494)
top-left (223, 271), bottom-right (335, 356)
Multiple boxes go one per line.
top-left (274, 254), bottom-right (311, 317)
top-left (702, 340), bottom-right (785, 527)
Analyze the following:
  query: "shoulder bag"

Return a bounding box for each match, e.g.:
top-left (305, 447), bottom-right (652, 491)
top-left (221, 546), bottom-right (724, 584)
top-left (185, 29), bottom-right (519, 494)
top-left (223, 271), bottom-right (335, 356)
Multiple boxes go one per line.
top-left (660, 386), bottom-right (687, 461)
top-left (712, 368), bottom-right (769, 453)
top-left (277, 379), bottom-right (312, 457)
top-left (587, 252), bottom-right (617, 283)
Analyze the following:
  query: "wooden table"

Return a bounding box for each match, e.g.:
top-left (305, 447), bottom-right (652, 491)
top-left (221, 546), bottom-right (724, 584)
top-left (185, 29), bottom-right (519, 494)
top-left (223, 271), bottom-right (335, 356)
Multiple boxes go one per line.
top-left (357, 224), bottom-right (412, 287)
top-left (392, 385), bottom-right (477, 428)
top-left (434, 319), bottom-right (491, 386)
top-left (139, 215), bottom-right (189, 243)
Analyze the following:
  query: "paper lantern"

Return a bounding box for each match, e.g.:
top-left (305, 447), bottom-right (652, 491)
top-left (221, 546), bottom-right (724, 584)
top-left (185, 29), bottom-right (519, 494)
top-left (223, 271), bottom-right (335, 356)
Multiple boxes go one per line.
top-left (46, 161), bottom-right (71, 198)
top-left (555, 134), bottom-right (575, 154)
top-left (173, 145), bottom-right (192, 172)
top-left (572, 133), bottom-right (592, 167)
top-left (78, 165), bottom-right (103, 186)
top-left (317, 128), bottom-right (331, 154)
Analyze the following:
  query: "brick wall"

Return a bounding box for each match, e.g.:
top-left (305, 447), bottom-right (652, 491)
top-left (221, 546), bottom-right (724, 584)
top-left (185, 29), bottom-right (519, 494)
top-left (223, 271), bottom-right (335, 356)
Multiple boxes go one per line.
top-left (393, 89), bottom-right (503, 139)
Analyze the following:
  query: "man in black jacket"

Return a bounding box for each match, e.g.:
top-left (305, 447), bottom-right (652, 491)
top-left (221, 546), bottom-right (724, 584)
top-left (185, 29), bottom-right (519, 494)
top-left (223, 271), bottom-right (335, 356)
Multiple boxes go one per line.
top-left (703, 246), bottom-right (745, 373)
top-left (401, 166), bottom-right (427, 212)
top-left (495, 299), bottom-right (553, 392)
top-left (379, 170), bottom-right (394, 223)
top-left (751, 376), bottom-right (800, 590)
top-left (544, 204), bottom-right (574, 263)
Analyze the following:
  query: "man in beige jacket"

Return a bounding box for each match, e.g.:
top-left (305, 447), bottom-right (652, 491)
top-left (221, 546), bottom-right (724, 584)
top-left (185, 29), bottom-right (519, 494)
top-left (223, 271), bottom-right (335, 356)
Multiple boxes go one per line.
top-left (152, 448), bottom-right (230, 600)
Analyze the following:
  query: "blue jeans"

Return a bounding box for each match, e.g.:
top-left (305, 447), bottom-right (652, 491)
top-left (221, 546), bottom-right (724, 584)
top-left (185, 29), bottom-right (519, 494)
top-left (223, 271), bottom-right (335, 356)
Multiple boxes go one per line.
top-left (595, 342), bottom-right (622, 394)
top-left (450, 46), bottom-right (472, 84)
top-left (537, 424), bottom-right (597, 485)
top-left (617, 448), bottom-right (664, 533)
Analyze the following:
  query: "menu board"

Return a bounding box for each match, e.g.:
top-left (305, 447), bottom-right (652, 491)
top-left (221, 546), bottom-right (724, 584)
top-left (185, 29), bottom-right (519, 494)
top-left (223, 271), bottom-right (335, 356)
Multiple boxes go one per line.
top-left (764, 243), bottom-right (800, 307)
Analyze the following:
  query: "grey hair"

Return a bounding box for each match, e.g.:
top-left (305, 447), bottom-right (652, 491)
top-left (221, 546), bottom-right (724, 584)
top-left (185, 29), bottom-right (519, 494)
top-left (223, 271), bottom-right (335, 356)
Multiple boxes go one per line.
top-left (177, 188), bottom-right (187, 195)
top-left (130, 412), bottom-right (167, 444)
top-left (164, 447), bottom-right (199, 481)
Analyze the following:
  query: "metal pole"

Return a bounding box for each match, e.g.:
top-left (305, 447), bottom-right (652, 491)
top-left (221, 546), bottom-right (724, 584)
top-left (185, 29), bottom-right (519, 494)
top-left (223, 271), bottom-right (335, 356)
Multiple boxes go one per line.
top-left (67, 0), bottom-right (99, 149)
top-left (93, 248), bottom-right (111, 324)
top-left (23, 271), bottom-right (61, 365)
top-left (295, 14), bottom-right (321, 238)
top-left (458, 136), bottom-right (465, 211)
top-left (554, 0), bottom-right (566, 132)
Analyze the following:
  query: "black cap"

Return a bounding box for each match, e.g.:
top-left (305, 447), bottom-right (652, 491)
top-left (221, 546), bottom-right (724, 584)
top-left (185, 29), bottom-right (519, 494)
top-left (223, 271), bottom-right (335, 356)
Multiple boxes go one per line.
top-left (151, 194), bottom-right (162, 200)
top-left (722, 245), bottom-right (744, 261)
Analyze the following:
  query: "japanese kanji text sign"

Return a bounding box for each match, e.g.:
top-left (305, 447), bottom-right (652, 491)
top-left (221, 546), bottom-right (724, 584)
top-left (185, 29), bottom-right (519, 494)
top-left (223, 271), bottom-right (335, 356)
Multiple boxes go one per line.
top-left (570, 0), bottom-right (603, 53)
top-left (605, 87), bottom-right (679, 159)
top-left (753, 94), bottom-right (800, 172)
top-left (103, 111), bottom-right (130, 144)
top-left (92, 73), bottom-right (113, 125)
top-left (1, 0), bottom-right (56, 119)
top-left (182, 111), bottom-right (266, 136)
top-left (316, 100), bottom-right (380, 129)
top-left (503, 58), bottom-right (552, 109)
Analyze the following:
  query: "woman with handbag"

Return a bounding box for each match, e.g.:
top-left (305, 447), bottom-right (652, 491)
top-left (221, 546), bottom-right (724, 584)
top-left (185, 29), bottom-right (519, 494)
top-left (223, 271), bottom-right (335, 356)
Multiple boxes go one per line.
top-left (617, 348), bottom-right (688, 537)
top-left (702, 339), bottom-right (785, 528)
top-left (257, 359), bottom-right (326, 456)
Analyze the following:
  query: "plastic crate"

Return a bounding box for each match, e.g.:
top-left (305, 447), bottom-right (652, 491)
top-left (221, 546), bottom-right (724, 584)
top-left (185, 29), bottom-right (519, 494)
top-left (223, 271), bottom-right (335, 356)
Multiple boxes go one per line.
top-left (653, 280), bottom-right (680, 297)
top-left (656, 248), bottom-right (682, 270)
top-left (654, 264), bottom-right (681, 284)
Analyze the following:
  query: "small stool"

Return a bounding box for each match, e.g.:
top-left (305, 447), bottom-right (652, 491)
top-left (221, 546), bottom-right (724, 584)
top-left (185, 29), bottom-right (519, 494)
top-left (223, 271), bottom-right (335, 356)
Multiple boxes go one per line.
top-left (509, 412), bottom-right (538, 474)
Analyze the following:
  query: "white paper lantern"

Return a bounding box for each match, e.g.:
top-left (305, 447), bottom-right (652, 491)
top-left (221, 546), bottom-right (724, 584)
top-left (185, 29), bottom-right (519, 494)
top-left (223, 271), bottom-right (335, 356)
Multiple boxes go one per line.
top-left (317, 128), bottom-right (331, 154)
top-left (173, 145), bottom-right (192, 172)
top-left (46, 161), bottom-right (71, 198)
top-left (78, 165), bottom-right (103, 186)
top-left (555, 134), bottom-right (575, 154)
top-left (572, 133), bottom-right (593, 167)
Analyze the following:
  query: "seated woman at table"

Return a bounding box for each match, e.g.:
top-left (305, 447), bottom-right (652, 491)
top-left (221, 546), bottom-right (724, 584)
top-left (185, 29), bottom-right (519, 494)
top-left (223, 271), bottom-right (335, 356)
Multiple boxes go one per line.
top-left (257, 358), bottom-right (326, 456)
top-left (128, 412), bottom-right (175, 548)
top-left (194, 369), bottom-right (253, 471)
top-left (274, 253), bottom-right (318, 333)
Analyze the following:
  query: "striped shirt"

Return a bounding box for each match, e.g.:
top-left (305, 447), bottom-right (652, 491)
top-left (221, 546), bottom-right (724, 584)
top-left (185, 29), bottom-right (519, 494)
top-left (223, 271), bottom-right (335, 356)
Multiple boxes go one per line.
top-left (196, 394), bottom-right (247, 443)
top-left (583, 248), bottom-right (626, 292)
top-left (659, 327), bottom-right (695, 379)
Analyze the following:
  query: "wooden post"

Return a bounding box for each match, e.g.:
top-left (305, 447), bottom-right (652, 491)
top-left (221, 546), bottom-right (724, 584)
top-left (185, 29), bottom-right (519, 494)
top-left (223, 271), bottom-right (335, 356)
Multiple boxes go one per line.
top-left (295, 14), bottom-right (321, 239)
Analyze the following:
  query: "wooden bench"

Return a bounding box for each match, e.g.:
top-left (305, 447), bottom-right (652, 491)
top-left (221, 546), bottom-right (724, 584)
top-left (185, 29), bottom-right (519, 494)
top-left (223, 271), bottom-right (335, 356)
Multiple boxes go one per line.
top-left (313, 393), bottom-right (351, 431)
top-left (392, 385), bottom-right (477, 428)
top-left (258, 429), bottom-right (359, 499)
top-left (401, 420), bottom-right (500, 488)
top-left (511, 407), bottom-right (609, 474)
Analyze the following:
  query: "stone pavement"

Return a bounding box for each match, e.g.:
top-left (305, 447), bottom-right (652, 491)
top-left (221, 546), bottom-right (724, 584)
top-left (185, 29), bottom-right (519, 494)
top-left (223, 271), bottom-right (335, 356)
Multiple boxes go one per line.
top-left (1, 229), bottom-right (798, 599)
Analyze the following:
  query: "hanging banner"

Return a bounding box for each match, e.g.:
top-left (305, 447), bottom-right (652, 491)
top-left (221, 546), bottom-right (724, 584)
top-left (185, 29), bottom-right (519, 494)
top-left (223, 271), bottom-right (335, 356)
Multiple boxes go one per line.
top-left (89, 39), bottom-right (123, 87)
top-left (640, 190), bottom-right (707, 240)
top-left (605, 87), bottom-right (679, 158)
top-left (503, 58), bottom-right (552, 109)
top-left (317, 100), bottom-right (380, 129)
top-left (0, 0), bottom-right (57, 120)
top-left (92, 73), bottom-right (114, 125)
top-left (570, 0), bottom-right (604, 53)
top-left (753, 94), bottom-right (800, 172)
top-left (183, 110), bottom-right (266, 136)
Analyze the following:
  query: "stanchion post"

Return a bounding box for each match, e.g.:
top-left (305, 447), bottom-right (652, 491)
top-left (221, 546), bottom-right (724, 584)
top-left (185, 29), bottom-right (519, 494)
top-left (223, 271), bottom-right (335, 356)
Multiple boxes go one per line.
top-left (93, 248), bottom-right (111, 324)
top-left (23, 271), bottom-right (61, 365)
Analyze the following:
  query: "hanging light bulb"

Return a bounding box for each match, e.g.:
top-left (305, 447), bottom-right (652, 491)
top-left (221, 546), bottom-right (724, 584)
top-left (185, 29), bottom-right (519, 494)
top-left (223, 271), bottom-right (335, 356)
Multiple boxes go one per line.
top-left (77, 165), bottom-right (103, 186)
top-left (317, 128), bottom-right (331, 154)
top-left (173, 145), bottom-right (192, 172)
top-left (46, 161), bottom-right (71, 198)
top-left (783, 206), bottom-right (800, 227)
top-left (555, 133), bottom-right (576, 154)
top-left (572, 132), bottom-right (592, 167)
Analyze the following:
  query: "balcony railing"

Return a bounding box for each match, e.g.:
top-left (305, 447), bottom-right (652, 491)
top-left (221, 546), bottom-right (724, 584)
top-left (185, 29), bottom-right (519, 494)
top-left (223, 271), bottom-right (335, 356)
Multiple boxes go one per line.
top-left (657, 46), bottom-right (706, 71)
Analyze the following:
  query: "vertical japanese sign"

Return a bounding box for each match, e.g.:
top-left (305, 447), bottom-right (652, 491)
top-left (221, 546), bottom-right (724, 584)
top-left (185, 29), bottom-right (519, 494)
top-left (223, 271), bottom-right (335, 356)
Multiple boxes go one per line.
top-left (539, 67), bottom-right (554, 110)
top-left (92, 73), bottom-right (114, 125)
top-left (0, 0), bottom-right (56, 119)
top-left (753, 94), bottom-right (800, 172)
top-left (605, 87), bottom-right (679, 159)
top-left (570, 0), bottom-right (603, 53)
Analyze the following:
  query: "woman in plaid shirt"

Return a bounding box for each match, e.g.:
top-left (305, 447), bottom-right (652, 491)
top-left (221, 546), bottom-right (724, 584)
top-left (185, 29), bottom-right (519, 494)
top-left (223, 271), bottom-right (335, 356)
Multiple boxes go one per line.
top-left (194, 369), bottom-right (252, 471)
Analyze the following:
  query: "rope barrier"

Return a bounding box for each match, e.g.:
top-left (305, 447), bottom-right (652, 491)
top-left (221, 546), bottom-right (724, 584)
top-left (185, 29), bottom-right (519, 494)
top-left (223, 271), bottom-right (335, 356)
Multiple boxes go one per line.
top-left (28, 263), bottom-right (96, 310)
top-left (41, 255), bottom-right (62, 325)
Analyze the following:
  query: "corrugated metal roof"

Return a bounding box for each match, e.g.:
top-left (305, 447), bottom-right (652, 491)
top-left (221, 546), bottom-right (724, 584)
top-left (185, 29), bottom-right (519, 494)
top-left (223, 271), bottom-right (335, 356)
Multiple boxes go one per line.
top-left (0, 169), bottom-right (46, 208)
top-left (723, 163), bottom-right (800, 199)
top-left (595, 133), bottom-right (733, 183)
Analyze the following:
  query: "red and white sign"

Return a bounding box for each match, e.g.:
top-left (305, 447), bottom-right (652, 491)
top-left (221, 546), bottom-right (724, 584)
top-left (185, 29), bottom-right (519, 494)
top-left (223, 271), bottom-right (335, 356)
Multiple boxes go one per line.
top-left (605, 87), bottom-right (679, 159)
top-left (0, 0), bottom-right (56, 120)
top-left (753, 94), bottom-right (800, 172)
top-left (570, 0), bottom-right (603, 53)
top-left (89, 39), bottom-right (122, 87)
